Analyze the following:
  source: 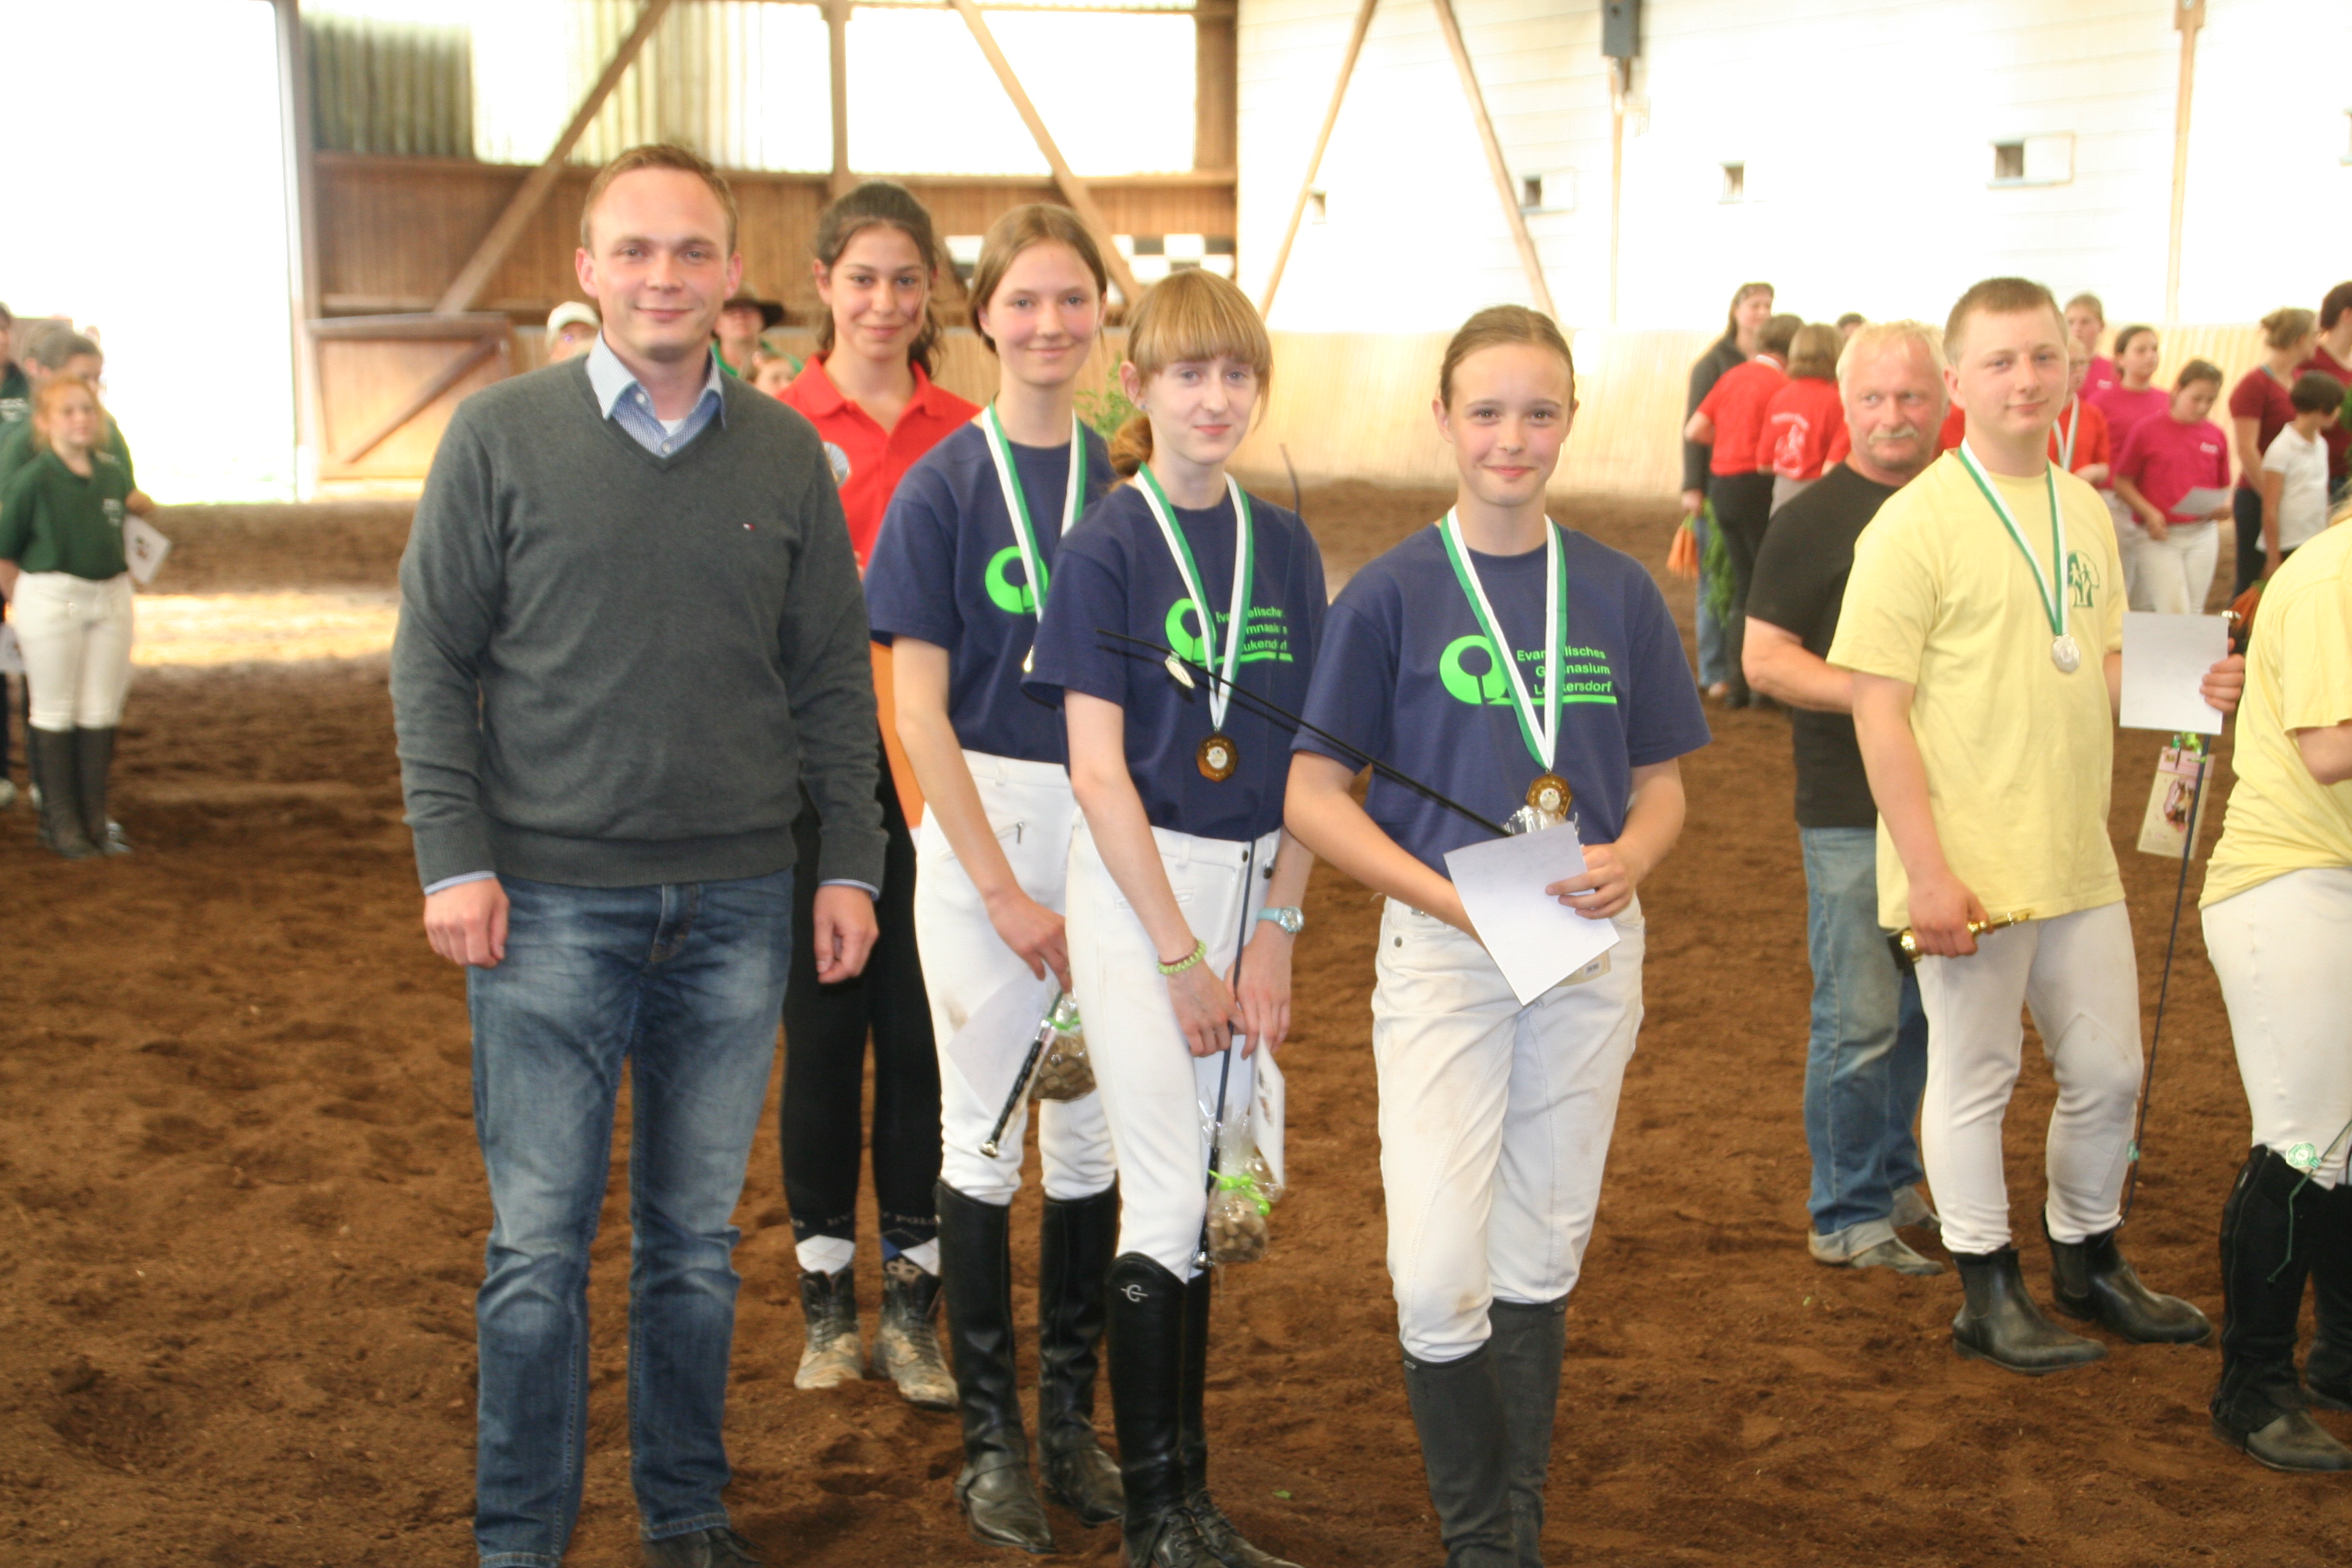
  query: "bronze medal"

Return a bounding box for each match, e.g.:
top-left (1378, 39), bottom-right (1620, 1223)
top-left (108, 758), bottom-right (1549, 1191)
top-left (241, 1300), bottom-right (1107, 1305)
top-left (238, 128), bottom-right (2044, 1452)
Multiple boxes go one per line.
top-left (1197, 732), bottom-right (1239, 781)
top-left (1526, 772), bottom-right (1573, 817)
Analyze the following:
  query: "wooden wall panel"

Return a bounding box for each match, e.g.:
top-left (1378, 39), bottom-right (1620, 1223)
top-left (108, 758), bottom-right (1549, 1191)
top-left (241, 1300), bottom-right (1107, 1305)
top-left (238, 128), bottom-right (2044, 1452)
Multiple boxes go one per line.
top-left (315, 333), bottom-right (514, 482)
top-left (316, 154), bottom-right (1236, 324)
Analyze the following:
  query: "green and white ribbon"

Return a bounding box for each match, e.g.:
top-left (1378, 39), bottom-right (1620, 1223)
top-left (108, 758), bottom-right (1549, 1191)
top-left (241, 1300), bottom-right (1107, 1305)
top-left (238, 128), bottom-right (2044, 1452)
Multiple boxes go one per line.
top-left (1955, 441), bottom-right (2070, 648)
top-left (1438, 510), bottom-right (1567, 771)
top-left (980, 404), bottom-right (1085, 619)
top-left (1136, 463), bottom-right (1254, 735)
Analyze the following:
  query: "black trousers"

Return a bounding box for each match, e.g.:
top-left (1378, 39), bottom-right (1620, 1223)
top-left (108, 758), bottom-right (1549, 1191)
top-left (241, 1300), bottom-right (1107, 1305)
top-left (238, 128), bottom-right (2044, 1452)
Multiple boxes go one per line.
top-left (1709, 470), bottom-right (1777, 702)
top-left (2231, 486), bottom-right (2265, 600)
top-left (779, 746), bottom-right (941, 1252)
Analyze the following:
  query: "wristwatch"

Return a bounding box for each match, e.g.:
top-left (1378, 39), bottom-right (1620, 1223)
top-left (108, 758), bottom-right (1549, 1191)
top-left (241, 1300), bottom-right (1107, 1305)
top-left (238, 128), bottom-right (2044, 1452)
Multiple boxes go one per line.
top-left (1256, 905), bottom-right (1305, 936)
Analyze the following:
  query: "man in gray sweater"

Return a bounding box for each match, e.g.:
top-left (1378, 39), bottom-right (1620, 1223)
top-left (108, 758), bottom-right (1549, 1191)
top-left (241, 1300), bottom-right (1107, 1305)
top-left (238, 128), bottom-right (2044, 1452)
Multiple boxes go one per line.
top-left (391, 144), bottom-right (884, 1568)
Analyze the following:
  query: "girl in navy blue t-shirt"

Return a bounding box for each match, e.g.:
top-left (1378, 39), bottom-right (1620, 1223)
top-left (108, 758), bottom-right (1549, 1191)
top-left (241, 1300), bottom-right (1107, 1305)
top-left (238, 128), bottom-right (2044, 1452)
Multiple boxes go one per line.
top-left (864, 204), bottom-right (1123, 1551)
top-left (1285, 306), bottom-right (1709, 1568)
top-left (1024, 268), bottom-right (1322, 1568)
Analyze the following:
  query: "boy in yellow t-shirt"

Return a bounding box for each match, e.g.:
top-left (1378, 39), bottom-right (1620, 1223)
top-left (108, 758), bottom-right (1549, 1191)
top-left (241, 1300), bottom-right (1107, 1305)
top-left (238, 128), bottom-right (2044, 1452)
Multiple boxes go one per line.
top-left (1831, 278), bottom-right (2243, 1377)
top-left (2197, 521), bottom-right (2352, 1471)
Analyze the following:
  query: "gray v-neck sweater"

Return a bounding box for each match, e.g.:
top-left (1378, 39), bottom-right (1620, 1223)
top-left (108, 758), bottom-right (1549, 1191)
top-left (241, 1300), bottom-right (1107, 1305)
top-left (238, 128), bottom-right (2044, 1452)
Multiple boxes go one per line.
top-left (391, 358), bottom-right (887, 891)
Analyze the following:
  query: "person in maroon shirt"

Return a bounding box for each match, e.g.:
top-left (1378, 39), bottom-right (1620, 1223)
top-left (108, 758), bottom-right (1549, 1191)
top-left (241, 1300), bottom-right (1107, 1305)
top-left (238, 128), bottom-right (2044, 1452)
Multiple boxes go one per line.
top-left (1686, 311), bottom-right (1799, 706)
top-left (2296, 280), bottom-right (2352, 500)
top-left (2227, 308), bottom-right (2319, 595)
top-left (774, 180), bottom-right (980, 1415)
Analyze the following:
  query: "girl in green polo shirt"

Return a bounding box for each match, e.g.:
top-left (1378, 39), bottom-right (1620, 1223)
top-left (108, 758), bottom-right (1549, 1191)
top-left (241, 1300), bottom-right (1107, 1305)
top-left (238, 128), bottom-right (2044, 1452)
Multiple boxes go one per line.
top-left (0, 376), bottom-right (136, 858)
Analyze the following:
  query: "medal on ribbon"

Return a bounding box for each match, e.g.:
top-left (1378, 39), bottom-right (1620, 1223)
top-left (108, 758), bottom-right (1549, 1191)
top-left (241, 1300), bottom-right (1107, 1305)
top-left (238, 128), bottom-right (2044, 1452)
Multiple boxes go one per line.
top-left (1437, 511), bottom-right (1575, 820)
top-left (1135, 463), bottom-right (1254, 781)
top-left (981, 405), bottom-right (1087, 674)
top-left (1956, 442), bottom-right (2080, 674)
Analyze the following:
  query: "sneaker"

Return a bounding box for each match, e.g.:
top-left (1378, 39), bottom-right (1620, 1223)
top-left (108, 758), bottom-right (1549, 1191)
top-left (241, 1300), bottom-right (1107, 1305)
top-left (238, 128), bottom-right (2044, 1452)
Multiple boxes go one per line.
top-left (1892, 1185), bottom-right (1942, 1237)
top-left (1808, 1219), bottom-right (1941, 1273)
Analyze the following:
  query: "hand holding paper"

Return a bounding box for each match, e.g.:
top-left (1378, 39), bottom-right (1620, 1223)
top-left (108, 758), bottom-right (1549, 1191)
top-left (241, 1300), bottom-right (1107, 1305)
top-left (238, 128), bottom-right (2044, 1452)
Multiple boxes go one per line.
top-left (1443, 828), bottom-right (1620, 1007)
top-left (2121, 612), bottom-right (2228, 735)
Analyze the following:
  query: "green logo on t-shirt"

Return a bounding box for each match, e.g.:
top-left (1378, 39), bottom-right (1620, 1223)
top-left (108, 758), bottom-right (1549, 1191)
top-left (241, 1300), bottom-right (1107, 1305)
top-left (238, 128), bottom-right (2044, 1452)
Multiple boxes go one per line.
top-left (984, 545), bottom-right (1036, 615)
top-left (1165, 598), bottom-right (1294, 668)
top-left (2066, 549), bottom-right (2100, 609)
top-left (1440, 635), bottom-right (1618, 708)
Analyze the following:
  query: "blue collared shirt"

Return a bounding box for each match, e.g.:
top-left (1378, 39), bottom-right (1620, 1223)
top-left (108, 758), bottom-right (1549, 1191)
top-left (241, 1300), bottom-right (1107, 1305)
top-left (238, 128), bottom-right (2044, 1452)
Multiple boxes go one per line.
top-left (423, 336), bottom-right (878, 904)
top-left (584, 332), bottom-right (728, 457)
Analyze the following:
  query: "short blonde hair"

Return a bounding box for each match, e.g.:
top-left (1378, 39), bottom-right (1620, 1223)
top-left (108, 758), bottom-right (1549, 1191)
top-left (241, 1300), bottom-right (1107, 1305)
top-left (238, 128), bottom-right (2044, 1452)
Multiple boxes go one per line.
top-left (1111, 270), bottom-right (1273, 476)
top-left (1837, 319), bottom-right (1946, 389)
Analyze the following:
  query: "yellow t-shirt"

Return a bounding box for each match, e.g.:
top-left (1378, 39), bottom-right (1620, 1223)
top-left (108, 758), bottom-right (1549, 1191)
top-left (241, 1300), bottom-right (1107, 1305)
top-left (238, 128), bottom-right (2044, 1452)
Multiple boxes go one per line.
top-left (1827, 451), bottom-right (2127, 930)
top-left (2201, 523), bottom-right (2352, 906)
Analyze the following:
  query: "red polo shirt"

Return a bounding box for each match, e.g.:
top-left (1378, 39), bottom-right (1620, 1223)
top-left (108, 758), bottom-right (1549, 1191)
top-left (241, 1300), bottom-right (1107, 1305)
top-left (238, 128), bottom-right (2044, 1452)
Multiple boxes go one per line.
top-left (2088, 382), bottom-right (2172, 468)
top-left (2295, 344), bottom-right (2351, 483)
top-left (779, 354), bottom-right (980, 568)
top-left (2049, 397), bottom-right (2109, 475)
top-left (2228, 366), bottom-right (2299, 494)
top-left (1696, 354), bottom-right (1786, 476)
top-left (1754, 376), bottom-right (1844, 480)
top-left (2114, 413), bottom-right (2230, 520)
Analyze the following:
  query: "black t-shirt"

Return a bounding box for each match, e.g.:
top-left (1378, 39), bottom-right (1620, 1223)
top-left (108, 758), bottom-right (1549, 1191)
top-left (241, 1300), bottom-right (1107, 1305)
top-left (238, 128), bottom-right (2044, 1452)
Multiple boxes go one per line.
top-left (1745, 463), bottom-right (1897, 830)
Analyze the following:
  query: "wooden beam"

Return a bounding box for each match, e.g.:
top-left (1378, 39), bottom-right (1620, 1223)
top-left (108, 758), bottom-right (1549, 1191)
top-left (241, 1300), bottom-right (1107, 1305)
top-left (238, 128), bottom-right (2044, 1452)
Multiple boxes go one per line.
top-left (1432, 0), bottom-right (1556, 320)
top-left (1607, 56), bottom-right (1625, 327)
top-left (1192, 0), bottom-right (1237, 173)
top-left (272, 0), bottom-right (325, 494)
top-left (1258, 0), bottom-right (1375, 320)
top-left (827, 0), bottom-right (853, 197)
top-left (2163, 0), bottom-right (2205, 322)
top-left (333, 333), bottom-right (508, 466)
top-left (945, 0), bottom-right (1143, 306)
top-left (432, 0), bottom-right (676, 315)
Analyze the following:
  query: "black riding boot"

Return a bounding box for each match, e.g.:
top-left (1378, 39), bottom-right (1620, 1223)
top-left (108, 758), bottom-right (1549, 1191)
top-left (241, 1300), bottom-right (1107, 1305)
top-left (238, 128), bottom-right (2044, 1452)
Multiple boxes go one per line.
top-left (2212, 1147), bottom-right (2352, 1472)
top-left (74, 726), bottom-right (127, 854)
top-left (1181, 1269), bottom-right (1300, 1568)
top-left (2302, 1175), bottom-right (2352, 1410)
top-left (31, 728), bottom-right (95, 860)
top-left (1036, 1186), bottom-right (1122, 1526)
top-left (1402, 1342), bottom-right (1519, 1568)
top-left (1950, 1247), bottom-right (2106, 1374)
top-left (1108, 1254), bottom-right (1215, 1568)
top-left (2047, 1216), bottom-right (2211, 1344)
top-left (936, 1183), bottom-right (1054, 1553)
top-left (1488, 1298), bottom-right (1567, 1567)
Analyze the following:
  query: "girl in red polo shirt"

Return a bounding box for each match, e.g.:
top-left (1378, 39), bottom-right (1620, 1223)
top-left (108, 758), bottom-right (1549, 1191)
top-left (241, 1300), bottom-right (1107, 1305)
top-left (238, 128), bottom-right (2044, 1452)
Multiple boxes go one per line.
top-left (777, 179), bottom-right (980, 1412)
top-left (2114, 357), bottom-right (2233, 615)
top-left (1755, 322), bottom-right (1844, 511)
top-left (1684, 312), bottom-right (1797, 708)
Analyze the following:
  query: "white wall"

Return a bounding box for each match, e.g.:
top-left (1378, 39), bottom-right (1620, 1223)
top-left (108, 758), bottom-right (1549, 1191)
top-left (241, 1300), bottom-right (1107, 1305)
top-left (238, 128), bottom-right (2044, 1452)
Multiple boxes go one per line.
top-left (1238, 0), bottom-right (2352, 333)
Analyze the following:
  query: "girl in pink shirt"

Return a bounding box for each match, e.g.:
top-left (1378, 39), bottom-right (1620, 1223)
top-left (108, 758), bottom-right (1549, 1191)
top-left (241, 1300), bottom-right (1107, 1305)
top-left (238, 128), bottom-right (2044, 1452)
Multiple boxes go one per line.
top-left (2112, 359), bottom-right (2232, 614)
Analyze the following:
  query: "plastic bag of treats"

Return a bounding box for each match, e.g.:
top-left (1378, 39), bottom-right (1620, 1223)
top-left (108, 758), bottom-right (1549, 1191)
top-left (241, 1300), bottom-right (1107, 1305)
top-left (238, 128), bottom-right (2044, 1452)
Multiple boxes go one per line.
top-left (1197, 1049), bottom-right (1277, 1265)
top-left (1026, 990), bottom-right (1095, 1102)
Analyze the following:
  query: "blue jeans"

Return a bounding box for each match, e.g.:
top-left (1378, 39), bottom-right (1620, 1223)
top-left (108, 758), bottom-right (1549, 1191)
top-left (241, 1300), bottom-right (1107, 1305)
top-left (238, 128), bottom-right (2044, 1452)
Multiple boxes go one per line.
top-left (468, 871), bottom-right (794, 1567)
top-left (1692, 510), bottom-right (1728, 687)
top-left (1799, 829), bottom-right (1928, 1239)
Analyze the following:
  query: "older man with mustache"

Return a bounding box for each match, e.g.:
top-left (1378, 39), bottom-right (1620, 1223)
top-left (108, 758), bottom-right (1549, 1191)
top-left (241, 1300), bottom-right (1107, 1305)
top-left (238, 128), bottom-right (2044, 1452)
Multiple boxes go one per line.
top-left (1744, 319), bottom-right (1950, 1276)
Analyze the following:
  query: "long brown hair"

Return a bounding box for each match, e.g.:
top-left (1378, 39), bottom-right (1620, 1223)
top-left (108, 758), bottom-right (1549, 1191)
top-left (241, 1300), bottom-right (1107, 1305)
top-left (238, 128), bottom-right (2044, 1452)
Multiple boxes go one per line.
top-left (813, 180), bottom-right (944, 377)
top-left (969, 205), bottom-right (1107, 355)
top-left (1720, 282), bottom-right (1773, 345)
top-left (1110, 270), bottom-right (1273, 478)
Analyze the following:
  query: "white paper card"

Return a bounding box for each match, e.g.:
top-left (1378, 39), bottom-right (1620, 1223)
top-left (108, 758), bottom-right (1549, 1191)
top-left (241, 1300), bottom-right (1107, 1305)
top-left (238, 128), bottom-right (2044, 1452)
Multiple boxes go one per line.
top-left (123, 517), bottom-right (172, 585)
top-left (2171, 486), bottom-right (2233, 521)
top-left (2121, 612), bottom-right (2227, 735)
top-left (1443, 827), bottom-right (1622, 1007)
top-left (1252, 1047), bottom-right (1286, 1190)
top-left (0, 624), bottom-right (20, 676)
top-left (943, 972), bottom-right (1056, 1130)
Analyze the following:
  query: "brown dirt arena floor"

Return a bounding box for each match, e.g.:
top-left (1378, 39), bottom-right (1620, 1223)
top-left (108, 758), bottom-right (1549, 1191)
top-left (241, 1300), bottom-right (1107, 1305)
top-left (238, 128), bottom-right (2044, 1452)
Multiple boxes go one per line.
top-left (4, 483), bottom-right (2348, 1567)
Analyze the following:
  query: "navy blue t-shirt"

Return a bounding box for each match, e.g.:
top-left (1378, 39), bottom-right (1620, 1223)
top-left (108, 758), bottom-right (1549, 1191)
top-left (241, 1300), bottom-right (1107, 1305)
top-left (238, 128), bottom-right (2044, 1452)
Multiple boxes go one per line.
top-left (1295, 521), bottom-right (1710, 876)
top-left (1025, 480), bottom-right (1326, 843)
top-left (865, 421), bottom-right (1113, 766)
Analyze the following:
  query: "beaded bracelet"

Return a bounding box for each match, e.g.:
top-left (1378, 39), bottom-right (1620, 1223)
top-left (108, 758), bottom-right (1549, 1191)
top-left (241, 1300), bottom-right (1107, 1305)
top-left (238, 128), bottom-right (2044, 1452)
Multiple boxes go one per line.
top-left (1156, 939), bottom-right (1207, 977)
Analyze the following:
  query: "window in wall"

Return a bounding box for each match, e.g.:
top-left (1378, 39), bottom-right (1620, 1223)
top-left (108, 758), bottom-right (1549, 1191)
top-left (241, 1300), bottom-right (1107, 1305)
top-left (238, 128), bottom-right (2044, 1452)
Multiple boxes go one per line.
top-left (1520, 169), bottom-right (1573, 213)
top-left (1309, 189), bottom-right (1328, 223)
top-left (1720, 162), bottom-right (1744, 203)
top-left (1989, 133), bottom-right (2074, 187)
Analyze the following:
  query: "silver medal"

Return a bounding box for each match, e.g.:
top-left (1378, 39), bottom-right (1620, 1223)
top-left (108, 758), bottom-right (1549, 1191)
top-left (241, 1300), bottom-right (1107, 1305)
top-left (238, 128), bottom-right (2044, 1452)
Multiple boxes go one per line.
top-left (2051, 634), bottom-right (2080, 674)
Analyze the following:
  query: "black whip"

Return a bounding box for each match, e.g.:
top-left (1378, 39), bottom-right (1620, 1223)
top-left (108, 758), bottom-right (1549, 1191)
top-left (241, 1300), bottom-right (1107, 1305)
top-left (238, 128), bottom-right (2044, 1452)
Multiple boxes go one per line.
top-left (1092, 627), bottom-right (1509, 838)
top-left (2121, 742), bottom-right (2208, 1222)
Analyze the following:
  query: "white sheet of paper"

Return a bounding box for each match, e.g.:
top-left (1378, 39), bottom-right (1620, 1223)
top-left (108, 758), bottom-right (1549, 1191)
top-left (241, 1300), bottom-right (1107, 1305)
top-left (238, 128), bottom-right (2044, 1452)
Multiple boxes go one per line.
top-left (122, 517), bottom-right (172, 586)
top-left (943, 973), bottom-right (1056, 1132)
top-left (2121, 612), bottom-right (2227, 735)
top-left (1252, 1048), bottom-right (1285, 1190)
top-left (2171, 486), bottom-right (2232, 520)
top-left (1443, 828), bottom-right (1621, 1007)
top-left (0, 624), bottom-right (20, 676)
